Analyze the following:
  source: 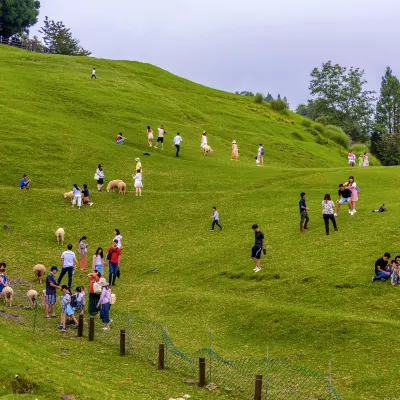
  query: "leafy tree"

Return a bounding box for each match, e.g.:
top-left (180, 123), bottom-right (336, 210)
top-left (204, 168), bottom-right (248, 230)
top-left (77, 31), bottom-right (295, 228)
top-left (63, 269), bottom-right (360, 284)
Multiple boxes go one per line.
top-left (375, 66), bottom-right (400, 134)
top-left (264, 93), bottom-right (273, 102)
top-left (0, 0), bottom-right (40, 37)
top-left (376, 132), bottom-right (400, 165)
top-left (283, 96), bottom-right (289, 108)
top-left (277, 94), bottom-right (281, 100)
top-left (39, 16), bottom-right (91, 56)
top-left (308, 61), bottom-right (376, 142)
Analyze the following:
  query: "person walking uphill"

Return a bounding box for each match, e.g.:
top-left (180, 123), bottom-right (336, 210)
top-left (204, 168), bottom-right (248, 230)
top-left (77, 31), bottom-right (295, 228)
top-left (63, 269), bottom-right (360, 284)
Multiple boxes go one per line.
top-left (58, 244), bottom-right (78, 290)
top-left (107, 240), bottom-right (121, 286)
top-left (209, 207), bottom-right (223, 232)
top-left (91, 68), bottom-right (96, 79)
top-left (251, 224), bottom-right (266, 272)
top-left (322, 194), bottom-right (338, 235)
top-left (299, 192), bottom-right (310, 232)
top-left (173, 133), bottom-right (183, 157)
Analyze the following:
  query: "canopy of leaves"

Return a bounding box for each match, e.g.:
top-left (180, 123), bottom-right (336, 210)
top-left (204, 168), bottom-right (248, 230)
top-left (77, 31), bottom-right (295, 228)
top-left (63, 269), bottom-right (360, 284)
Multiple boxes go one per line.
top-left (0, 0), bottom-right (40, 37)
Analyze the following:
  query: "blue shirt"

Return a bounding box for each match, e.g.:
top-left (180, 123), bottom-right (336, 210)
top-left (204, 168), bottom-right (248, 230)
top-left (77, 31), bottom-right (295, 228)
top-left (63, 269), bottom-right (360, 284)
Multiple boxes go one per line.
top-left (299, 198), bottom-right (306, 213)
top-left (254, 231), bottom-right (264, 247)
top-left (0, 275), bottom-right (6, 292)
top-left (46, 273), bottom-right (57, 296)
top-left (19, 177), bottom-right (27, 188)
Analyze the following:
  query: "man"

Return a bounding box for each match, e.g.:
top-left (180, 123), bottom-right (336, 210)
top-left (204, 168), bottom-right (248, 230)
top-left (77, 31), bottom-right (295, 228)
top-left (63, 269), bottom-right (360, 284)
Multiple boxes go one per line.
top-left (348, 151), bottom-right (355, 167)
top-left (107, 239), bottom-right (122, 286)
top-left (299, 192), bottom-right (310, 232)
top-left (257, 144), bottom-right (264, 166)
top-left (91, 68), bottom-right (96, 79)
top-left (209, 206), bottom-right (223, 232)
top-left (58, 244), bottom-right (78, 290)
top-left (45, 266), bottom-right (61, 319)
top-left (155, 125), bottom-right (166, 150)
top-left (173, 132), bottom-right (183, 157)
top-left (372, 253), bottom-right (391, 282)
top-left (19, 174), bottom-right (31, 190)
top-left (334, 184), bottom-right (352, 216)
top-left (251, 224), bottom-right (266, 272)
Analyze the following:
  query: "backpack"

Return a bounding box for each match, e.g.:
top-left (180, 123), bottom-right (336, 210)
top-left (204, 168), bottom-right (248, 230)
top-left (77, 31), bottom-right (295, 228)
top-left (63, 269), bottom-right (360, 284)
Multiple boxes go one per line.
top-left (110, 293), bottom-right (116, 305)
top-left (356, 185), bottom-right (360, 194)
top-left (70, 294), bottom-right (78, 308)
top-left (93, 281), bottom-right (102, 294)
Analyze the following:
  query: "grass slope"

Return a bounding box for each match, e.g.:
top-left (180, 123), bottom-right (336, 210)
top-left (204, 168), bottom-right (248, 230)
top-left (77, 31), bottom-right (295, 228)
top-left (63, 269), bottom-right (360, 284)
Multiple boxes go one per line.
top-left (1, 45), bottom-right (399, 399)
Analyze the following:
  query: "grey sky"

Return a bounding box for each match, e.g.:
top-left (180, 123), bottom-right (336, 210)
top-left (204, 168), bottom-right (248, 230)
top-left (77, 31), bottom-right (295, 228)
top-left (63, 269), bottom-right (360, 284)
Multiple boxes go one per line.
top-left (35, 0), bottom-right (399, 108)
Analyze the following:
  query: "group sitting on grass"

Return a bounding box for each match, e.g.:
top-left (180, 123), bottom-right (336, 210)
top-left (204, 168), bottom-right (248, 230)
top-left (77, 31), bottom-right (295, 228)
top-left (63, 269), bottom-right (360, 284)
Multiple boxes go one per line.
top-left (372, 253), bottom-right (400, 284)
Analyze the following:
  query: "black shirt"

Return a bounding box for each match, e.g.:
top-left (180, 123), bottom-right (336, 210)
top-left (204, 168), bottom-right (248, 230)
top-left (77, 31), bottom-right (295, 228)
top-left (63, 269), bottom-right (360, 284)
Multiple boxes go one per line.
top-left (254, 230), bottom-right (264, 247)
top-left (338, 188), bottom-right (352, 198)
top-left (375, 258), bottom-right (388, 275)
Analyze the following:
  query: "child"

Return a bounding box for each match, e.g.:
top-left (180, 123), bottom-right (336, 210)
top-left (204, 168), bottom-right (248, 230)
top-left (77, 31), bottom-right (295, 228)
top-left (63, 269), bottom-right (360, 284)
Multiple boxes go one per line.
top-left (92, 247), bottom-right (104, 275)
top-left (299, 192), bottom-right (310, 232)
top-left (78, 236), bottom-right (88, 270)
top-left (0, 267), bottom-right (8, 294)
top-left (75, 286), bottom-right (86, 316)
top-left (113, 229), bottom-right (122, 249)
top-left (91, 68), bottom-right (96, 79)
top-left (41, 289), bottom-right (47, 307)
top-left (135, 158), bottom-right (142, 172)
top-left (358, 154), bottom-right (363, 167)
top-left (97, 278), bottom-right (112, 330)
top-left (147, 126), bottom-right (153, 148)
top-left (72, 184), bottom-right (82, 209)
top-left (60, 285), bottom-right (78, 332)
top-left (132, 169), bottom-right (143, 196)
top-left (82, 184), bottom-right (93, 206)
top-left (209, 207), bottom-right (223, 232)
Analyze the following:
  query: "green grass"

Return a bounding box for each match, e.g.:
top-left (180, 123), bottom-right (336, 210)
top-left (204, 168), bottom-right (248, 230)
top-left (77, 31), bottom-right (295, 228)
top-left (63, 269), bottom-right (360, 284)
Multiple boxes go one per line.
top-left (0, 45), bottom-right (398, 399)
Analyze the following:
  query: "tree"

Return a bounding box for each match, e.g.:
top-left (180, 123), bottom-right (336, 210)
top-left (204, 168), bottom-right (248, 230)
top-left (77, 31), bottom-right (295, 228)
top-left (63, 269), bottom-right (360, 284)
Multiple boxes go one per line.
top-left (283, 96), bottom-right (289, 109)
top-left (308, 61), bottom-right (376, 142)
top-left (264, 93), bottom-right (273, 102)
top-left (376, 132), bottom-right (400, 165)
top-left (39, 16), bottom-right (91, 56)
top-left (375, 67), bottom-right (400, 134)
top-left (0, 0), bottom-right (40, 37)
top-left (277, 94), bottom-right (281, 100)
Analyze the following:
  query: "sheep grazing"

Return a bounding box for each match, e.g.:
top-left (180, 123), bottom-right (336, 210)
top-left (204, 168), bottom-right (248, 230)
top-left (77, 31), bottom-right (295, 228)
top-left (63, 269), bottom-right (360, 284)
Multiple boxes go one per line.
top-left (33, 264), bottom-right (46, 283)
top-left (118, 181), bottom-right (127, 195)
top-left (106, 180), bottom-right (122, 192)
top-left (2, 286), bottom-right (13, 306)
top-left (202, 145), bottom-right (213, 155)
top-left (63, 191), bottom-right (74, 200)
top-left (27, 289), bottom-right (38, 308)
top-left (55, 228), bottom-right (65, 245)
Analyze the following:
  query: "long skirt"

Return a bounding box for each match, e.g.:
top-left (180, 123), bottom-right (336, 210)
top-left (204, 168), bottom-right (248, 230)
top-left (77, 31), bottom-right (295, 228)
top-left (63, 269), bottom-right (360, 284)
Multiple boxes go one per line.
top-left (100, 302), bottom-right (111, 323)
top-left (80, 253), bottom-right (87, 270)
top-left (88, 293), bottom-right (100, 314)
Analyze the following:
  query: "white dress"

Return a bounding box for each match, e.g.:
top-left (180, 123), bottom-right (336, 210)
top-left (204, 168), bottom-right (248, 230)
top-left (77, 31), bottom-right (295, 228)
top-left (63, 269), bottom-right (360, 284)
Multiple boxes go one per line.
top-left (133, 173), bottom-right (143, 188)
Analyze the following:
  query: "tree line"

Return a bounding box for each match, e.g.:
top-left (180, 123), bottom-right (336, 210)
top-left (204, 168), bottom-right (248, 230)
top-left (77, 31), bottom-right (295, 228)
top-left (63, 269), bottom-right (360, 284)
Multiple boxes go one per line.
top-left (0, 0), bottom-right (90, 55)
top-left (296, 61), bottom-right (400, 165)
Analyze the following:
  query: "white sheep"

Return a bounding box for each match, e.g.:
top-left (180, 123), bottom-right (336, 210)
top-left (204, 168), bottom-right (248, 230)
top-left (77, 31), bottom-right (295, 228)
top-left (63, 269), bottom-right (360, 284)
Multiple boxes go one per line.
top-left (2, 286), bottom-right (13, 306)
top-left (106, 180), bottom-right (122, 192)
top-left (55, 228), bottom-right (65, 245)
top-left (63, 191), bottom-right (74, 201)
top-left (27, 289), bottom-right (38, 308)
top-left (33, 264), bottom-right (46, 283)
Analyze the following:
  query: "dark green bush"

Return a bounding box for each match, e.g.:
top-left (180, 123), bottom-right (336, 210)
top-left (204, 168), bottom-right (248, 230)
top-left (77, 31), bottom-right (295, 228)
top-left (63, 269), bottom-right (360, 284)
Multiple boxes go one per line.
top-left (254, 93), bottom-right (264, 104)
top-left (301, 119), bottom-right (312, 128)
top-left (270, 98), bottom-right (288, 113)
top-left (312, 122), bottom-right (325, 134)
top-left (324, 125), bottom-right (350, 148)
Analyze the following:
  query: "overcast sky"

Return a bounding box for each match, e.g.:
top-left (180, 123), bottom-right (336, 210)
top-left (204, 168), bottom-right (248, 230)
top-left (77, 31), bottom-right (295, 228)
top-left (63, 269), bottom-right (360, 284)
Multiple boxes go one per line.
top-left (34, 0), bottom-right (399, 108)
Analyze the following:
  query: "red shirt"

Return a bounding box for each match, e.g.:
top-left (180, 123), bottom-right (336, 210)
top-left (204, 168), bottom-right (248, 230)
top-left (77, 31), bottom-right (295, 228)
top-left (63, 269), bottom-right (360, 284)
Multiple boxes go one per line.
top-left (116, 134), bottom-right (122, 140)
top-left (107, 247), bottom-right (121, 263)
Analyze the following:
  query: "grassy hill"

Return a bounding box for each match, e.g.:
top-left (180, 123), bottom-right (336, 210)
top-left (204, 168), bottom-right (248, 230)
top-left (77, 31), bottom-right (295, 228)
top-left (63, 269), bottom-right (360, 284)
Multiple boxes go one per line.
top-left (0, 45), bottom-right (399, 400)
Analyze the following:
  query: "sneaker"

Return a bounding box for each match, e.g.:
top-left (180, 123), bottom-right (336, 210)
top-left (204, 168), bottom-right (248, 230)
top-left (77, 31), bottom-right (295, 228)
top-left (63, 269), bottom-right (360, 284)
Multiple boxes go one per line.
top-left (381, 278), bottom-right (386, 281)
top-left (254, 267), bottom-right (261, 273)
top-left (334, 229), bottom-right (338, 232)
top-left (89, 202), bottom-right (93, 206)
top-left (304, 226), bottom-right (310, 229)
top-left (372, 277), bottom-right (375, 282)
top-left (350, 211), bottom-right (354, 216)
top-left (209, 229), bottom-right (214, 232)
top-left (326, 233), bottom-right (330, 235)
top-left (109, 319), bottom-right (113, 323)
top-left (58, 323), bottom-right (63, 327)
top-left (46, 316), bottom-right (51, 320)
top-left (154, 146), bottom-right (158, 149)
top-left (334, 213), bottom-right (338, 217)
top-left (61, 328), bottom-right (67, 332)
top-left (103, 327), bottom-right (110, 331)
top-left (348, 210), bottom-right (351, 214)
top-left (221, 227), bottom-right (224, 230)
top-left (353, 209), bottom-right (357, 213)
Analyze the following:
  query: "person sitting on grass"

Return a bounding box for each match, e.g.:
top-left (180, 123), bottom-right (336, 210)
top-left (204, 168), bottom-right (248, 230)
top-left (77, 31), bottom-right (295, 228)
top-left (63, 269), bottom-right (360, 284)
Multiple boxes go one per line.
top-left (391, 256), bottom-right (400, 285)
top-left (372, 252), bottom-right (391, 282)
top-left (334, 184), bottom-right (352, 216)
top-left (116, 132), bottom-right (126, 144)
top-left (60, 285), bottom-right (78, 332)
top-left (19, 174), bottom-right (31, 190)
top-left (82, 184), bottom-right (93, 206)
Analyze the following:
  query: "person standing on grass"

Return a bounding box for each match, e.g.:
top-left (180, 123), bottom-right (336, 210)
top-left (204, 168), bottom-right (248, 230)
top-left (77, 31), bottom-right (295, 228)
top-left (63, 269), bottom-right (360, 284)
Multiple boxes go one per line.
top-left (299, 192), bottom-right (310, 232)
top-left (78, 236), bottom-right (88, 270)
top-left (60, 285), bottom-right (78, 332)
top-left (107, 240), bottom-right (121, 286)
top-left (45, 266), bottom-right (61, 319)
top-left (19, 174), bottom-right (31, 190)
top-left (97, 277), bottom-right (112, 330)
top-left (114, 229), bottom-right (123, 249)
top-left (348, 151), bottom-right (355, 167)
top-left (209, 207), bottom-right (223, 232)
top-left (82, 184), bottom-right (93, 206)
top-left (363, 152), bottom-right (369, 166)
top-left (257, 144), bottom-right (264, 166)
top-left (173, 132), bottom-right (183, 157)
top-left (335, 184), bottom-right (353, 216)
top-left (201, 131), bottom-right (207, 149)
top-left (358, 154), bottom-right (363, 167)
top-left (132, 169), bottom-right (143, 196)
top-left (372, 252), bottom-right (391, 282)
top-left (88, 270), bottom-right (101, 315)
top-left (345, 176), bottom-right (358, 215)
top-left (231, 140), bottom-right (239, 161)
top-left (91, 68), bottom-right (96, 79)
top-left (251, 224), bottom-right (266, 272)
top-left (322, 194), bottom-right (338, 235)
top-left (74, 286), bottom-right (86, 316)
top-left (147, 126), bottom-right (154, 148)
top-left (95, 164), bottom-right (105, 192)
top-left (155, 125), bottom-right (166, 149)
top-left (135, 158), bottom-right (142, 172)
top-left (72, 184), bottom-right (82, 209)
top-left (58, 244), bottom-right (78, 290)
top-left (92, 247), bottom-right (105, 275)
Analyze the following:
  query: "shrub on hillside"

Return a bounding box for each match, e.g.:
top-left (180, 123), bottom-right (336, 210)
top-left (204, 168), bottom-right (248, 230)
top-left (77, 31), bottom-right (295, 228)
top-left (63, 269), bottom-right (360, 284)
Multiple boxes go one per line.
top-left (315, 116), bottom-right (331, 126)
top-left (324, 125), bottom-right (350, 149)
top-left (312, 122), bottom-right (325, 134)
top-left (270, 99), bottom-right (288, 114)
top-left (301, 119), bottom-right (312, 128)
top-left (350, 143), bottom-right (368, 155)
top-left (368, 154), bottom-right (381, 166)
top-left (254, 93), bottom-right (264, 104)
top-left (291, 131), bottom-right (304, 141)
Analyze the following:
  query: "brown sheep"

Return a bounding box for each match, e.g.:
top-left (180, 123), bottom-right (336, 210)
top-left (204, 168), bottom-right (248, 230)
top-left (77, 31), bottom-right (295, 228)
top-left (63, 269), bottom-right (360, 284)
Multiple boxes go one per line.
top-left (33, 264), bottom-right (46, 283)
top-left (106, 180), bottom-right (122, 192)
top-left (63, 191), bottom-right (74, 200)
top-left (118, 181), bottom-right (127, 195)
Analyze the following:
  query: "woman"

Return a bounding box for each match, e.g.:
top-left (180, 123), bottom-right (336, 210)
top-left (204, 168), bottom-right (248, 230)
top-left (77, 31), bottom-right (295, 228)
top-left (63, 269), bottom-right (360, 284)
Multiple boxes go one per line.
top-left (78, 236), bottom-right (88, 270)
top-left (88, 270), bottom-right (101, 315)
top-left (116, 132), bottom-right (126, 144)
top-left (95, 164), bottom-right (104, 192)
top-left (132, 169), bottom-right (143, 197)
top-left (231, 140), bottom-right (239, 161)
top-left (81, 184), bottom-right (93, 206)
top-left (92, 247), bottom-right (104, 275)
top-left (147, 126), bottom-right (153, 148)
top-left (363, 152), bottom-right (369, 167)
top-left (345, 176), bottom-right (358, 215)
top-left (97, 277), bottom-right (112, 330)
top-left (201, 132), bottom-right (207, 149)
top-left (72, 184), bottom-right (82, 209)
top-left (322, 194), bottom-right (338, 235)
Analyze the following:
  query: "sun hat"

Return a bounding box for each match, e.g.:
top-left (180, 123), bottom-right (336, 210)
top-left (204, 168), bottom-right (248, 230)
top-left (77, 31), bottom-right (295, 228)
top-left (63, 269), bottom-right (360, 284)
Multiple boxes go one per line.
top-left (232, 140), bottom-right (237, 144)
top-left (98, 277), bottom-right (109, 286)
top-left (135, 158), bottom-right (140, 162)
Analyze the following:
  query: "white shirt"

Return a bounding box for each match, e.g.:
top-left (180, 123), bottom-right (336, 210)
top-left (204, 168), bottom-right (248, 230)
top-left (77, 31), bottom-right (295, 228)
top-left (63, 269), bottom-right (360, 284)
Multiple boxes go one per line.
top-left (95, 255), bottom-right (102, 265)
top-left (114, 235), bottom-right (122, 248)
top-left (96, 168), bottom-right (104, 178)
top-left (258, 147), bottom-right (263, 156)
top-left (213, 211), bottom-right (219, 220)
top-left (174, 135), bottom-right (183, 145)
top-left (201, 135), bottom-right (207, 145)
top-left (61, 250), bottom-right (77, 268)
top-left (158, 128), bottom-right (164, 138)
top-left (92, 69), bottom-right (96, 75)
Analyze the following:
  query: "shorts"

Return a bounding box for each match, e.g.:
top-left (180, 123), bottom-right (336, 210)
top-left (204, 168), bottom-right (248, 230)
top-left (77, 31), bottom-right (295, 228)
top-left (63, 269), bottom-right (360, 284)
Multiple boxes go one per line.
top-left (251, 246), bottom-right (262, 259)
top-left (339, 197), bottom-right (351, 205)
top-left (46, 294), bottom-right (56, 305)
top-left (98, 178), bottom-right (104, 184)
top-left (157, 137), bottom-right (164, 143)
top-left (83, 196), bottom-right (89, 203)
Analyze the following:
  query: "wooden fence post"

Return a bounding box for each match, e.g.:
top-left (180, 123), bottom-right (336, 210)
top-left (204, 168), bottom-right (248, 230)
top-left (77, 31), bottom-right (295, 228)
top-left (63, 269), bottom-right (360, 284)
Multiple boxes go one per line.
top-left (254, 374), bottom-right (262, 400)
top-left (158, 344), bottom-right (165, 370)
top-left (120, 329), bottom-right (126, 356)
top-left (77, 314), bottom-right (84, 337)
top-left (199, 357), bottom-right (206, 387)
top-left (89, 316), bottom-right (95, 342)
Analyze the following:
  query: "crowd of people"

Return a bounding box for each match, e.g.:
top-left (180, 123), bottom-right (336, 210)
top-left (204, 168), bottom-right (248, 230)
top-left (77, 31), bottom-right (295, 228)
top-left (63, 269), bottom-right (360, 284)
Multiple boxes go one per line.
top-left (348, 151), bottom-right (369, 167)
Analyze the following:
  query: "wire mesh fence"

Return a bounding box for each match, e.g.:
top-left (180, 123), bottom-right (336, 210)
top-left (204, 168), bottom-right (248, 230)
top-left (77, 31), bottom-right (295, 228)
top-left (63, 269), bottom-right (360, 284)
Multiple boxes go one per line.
top-left (0, 290), bottom-right (343, 400)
